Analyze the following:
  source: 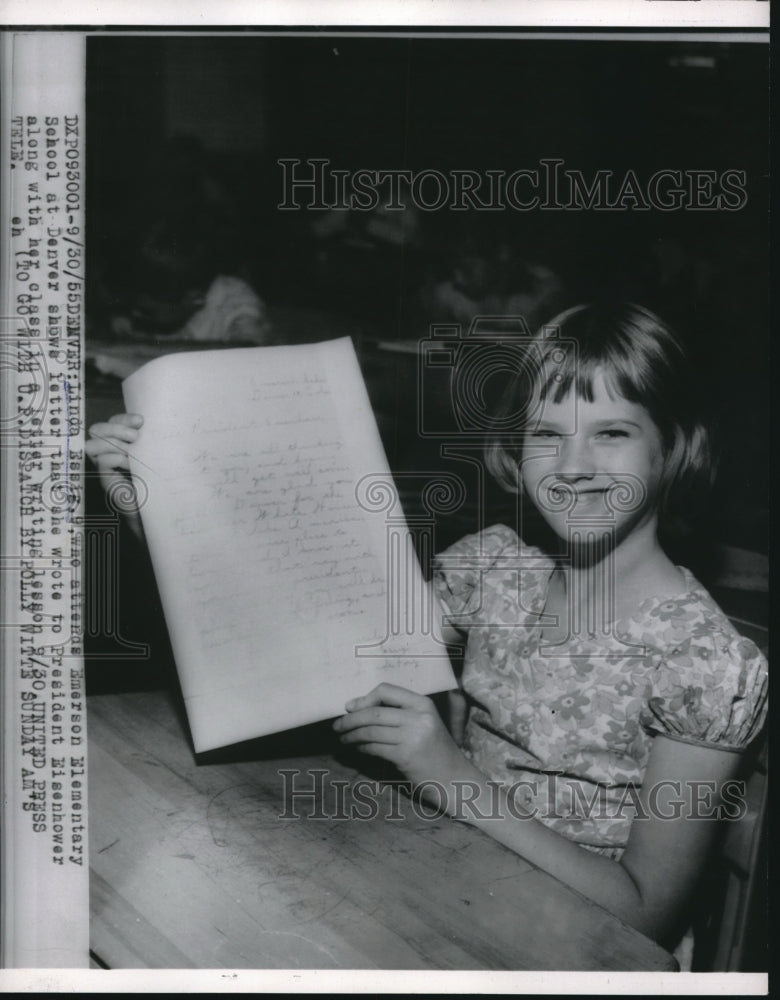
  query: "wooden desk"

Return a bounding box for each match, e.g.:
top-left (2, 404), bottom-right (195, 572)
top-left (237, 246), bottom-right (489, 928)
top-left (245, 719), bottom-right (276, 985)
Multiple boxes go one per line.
top-left (87, 689), bottom-right (677, 971)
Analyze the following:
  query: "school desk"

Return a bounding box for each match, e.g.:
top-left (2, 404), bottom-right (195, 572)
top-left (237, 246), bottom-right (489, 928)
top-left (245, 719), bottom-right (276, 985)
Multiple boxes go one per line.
top-left (87, 687), bottom-right (678, 971)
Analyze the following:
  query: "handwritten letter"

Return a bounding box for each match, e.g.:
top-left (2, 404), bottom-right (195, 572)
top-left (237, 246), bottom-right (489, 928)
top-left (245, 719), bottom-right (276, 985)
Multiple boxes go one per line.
top-left (123, 339), bottom-right (454, 751)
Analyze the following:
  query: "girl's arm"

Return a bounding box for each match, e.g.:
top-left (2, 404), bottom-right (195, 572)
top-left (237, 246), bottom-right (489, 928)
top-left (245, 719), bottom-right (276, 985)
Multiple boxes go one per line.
top-left (334, 683), bottom-right (742, 944)
top-left (465, 733), bottom-right (740, 944)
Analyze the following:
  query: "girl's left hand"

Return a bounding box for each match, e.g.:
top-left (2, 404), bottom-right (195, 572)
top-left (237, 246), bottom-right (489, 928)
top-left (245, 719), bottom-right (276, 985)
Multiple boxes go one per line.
top-left (333, 683), bottom-right (477, 792)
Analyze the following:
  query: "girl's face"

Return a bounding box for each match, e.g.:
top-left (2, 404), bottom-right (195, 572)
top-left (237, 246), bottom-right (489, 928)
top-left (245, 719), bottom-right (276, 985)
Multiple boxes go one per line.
top-left (520, 370), bottom-right (666, 544)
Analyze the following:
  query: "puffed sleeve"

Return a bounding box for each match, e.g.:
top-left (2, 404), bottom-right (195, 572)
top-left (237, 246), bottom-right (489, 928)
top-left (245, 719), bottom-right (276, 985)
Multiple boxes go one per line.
top-left (432, 524), bottom-right (520, 625)
top-left (640, 630), bottom-right (768, 751)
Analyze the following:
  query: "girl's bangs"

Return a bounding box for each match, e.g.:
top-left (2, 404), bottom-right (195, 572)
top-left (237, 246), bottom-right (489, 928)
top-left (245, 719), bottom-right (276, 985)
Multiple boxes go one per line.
top-left (534, 338), bottom-right (649, 408)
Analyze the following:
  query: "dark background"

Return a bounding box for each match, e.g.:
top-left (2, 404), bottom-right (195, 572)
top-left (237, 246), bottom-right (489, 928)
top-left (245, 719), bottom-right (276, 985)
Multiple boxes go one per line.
top-left (85, 34), bottom-right (769, 557)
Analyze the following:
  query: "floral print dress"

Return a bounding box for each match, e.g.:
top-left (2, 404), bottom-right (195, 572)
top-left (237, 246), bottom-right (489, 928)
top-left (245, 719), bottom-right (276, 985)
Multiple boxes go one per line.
top-left (433, 524), bottom-right (768, 857)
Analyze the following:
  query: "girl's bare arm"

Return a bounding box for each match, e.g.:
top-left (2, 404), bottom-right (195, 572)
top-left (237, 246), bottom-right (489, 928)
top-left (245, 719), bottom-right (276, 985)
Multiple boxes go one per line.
top-left (335, 684), bottom-right (741, 944)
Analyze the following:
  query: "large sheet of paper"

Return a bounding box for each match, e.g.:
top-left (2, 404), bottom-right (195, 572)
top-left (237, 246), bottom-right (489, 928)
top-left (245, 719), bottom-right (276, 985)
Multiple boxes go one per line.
top-left (123, 338), bottom-right (455, 751)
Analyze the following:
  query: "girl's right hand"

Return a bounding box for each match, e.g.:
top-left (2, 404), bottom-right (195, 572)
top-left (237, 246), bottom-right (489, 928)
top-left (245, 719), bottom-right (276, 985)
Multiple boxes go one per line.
top-left (85, 413), bottom-right (145, 537)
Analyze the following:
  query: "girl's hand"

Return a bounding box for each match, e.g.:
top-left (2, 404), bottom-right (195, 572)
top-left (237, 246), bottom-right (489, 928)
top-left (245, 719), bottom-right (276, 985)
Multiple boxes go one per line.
top-left (333, 683), bottom-right (480, 805)
top-left (85, 413), bottom-right (145, 538)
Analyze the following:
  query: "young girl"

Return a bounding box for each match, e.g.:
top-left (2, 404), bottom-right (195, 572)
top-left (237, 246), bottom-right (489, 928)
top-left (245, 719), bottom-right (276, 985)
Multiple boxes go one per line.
top-left (87, 302), bottom-right (767, 956)
top-left (332, 302), bottom-right (767, 954)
